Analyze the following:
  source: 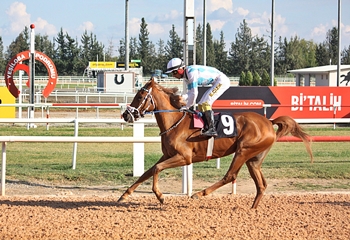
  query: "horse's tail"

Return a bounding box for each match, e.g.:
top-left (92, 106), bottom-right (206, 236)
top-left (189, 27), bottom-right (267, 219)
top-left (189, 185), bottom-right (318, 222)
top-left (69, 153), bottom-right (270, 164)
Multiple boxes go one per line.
top-left (271, 116), bottom-right (314, 163)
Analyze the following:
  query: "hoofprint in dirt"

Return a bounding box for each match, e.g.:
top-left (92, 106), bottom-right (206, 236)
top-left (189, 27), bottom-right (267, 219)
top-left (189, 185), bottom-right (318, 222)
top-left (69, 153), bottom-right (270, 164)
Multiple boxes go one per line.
top-left (0, 193), bottom-right (349, 239)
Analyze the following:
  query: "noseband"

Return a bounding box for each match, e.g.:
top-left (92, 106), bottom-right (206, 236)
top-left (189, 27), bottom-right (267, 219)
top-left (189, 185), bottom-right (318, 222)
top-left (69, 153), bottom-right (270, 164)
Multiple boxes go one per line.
top-left (125, 87), bottom-right (155, 122)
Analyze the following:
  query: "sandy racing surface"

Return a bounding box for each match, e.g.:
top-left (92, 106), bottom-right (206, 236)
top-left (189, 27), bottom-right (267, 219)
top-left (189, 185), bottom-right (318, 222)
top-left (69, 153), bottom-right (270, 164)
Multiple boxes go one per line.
top-left (1, 111), bottom-right (349, 239)
top-left (0, 183), bottom-right (349, 240)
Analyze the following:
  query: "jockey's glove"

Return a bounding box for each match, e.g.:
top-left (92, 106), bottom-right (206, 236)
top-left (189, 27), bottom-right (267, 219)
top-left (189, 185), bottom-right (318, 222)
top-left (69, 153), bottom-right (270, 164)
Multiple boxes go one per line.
top-left (179, 106), bottom-right (188, 112)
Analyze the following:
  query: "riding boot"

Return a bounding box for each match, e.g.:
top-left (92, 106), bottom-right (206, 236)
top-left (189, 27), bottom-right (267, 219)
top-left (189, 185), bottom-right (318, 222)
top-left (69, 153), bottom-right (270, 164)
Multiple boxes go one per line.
top-left (201, 110), bottom-right (218, 137)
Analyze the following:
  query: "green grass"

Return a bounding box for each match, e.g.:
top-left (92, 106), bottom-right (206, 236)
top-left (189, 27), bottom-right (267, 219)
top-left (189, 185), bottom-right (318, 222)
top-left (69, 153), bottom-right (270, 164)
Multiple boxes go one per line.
top-left (1, 125), bottom-right (350, 191)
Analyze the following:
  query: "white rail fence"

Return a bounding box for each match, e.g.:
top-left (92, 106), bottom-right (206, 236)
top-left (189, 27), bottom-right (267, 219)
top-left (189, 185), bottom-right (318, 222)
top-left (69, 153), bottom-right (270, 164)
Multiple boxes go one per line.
top-left (0, 118), bottom-right (161, 196)
top-left (1, 116), bottom-right (350, 197)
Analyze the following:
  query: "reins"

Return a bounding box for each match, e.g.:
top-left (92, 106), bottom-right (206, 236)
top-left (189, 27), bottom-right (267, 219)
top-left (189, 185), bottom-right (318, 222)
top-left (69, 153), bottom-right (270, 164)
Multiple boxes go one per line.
top-left (127, 84), bottom-right (199, 136)
top-left (158, 111), bottom-right (188, 136)
top-left (143, 109), bottom-right (194, 136)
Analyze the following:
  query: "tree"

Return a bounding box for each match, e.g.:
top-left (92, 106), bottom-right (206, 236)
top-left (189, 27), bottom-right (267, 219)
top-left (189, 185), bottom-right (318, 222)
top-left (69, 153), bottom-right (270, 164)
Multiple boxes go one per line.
top-left (65, 34), bottom-right (82, 75)
top-left (54, 28), bottom-right (68, 75)
top-left (155, 39), bottom-right (167, 72)
top-left (35, 34), bottom-right (56, 75)
top-left (138, 18), bottom-right (152, 74)
top-left (250, 36), bottom-right (270, 74)
top-left (195, 24), bottom-right (203, 65)
top-left (5, 26), bottom-right (30, 62)
top-left (325, 27), bottom-right (338, 64)
top-left (205, 23), bottom-right (215, 67)
top-left (105, 38), bottom-right (116, 61)
top-left (80, 30), bottom-right (92, 64)
top-left (252, 71), bottom-right (261, 86)
top-left (118, 38), bottom-right (126, 61)
top-left (239, 71), bottom-right (246, 86)
top-left (213, 31), bottom-right (228, 73)
top-left (275, 36), bottom-right (287, 75)
top-left (228, 19), bottom-right (253, 75)
top-left (342, 45), bottom-right (350, 64)
top-left (315, 43), bottom-right (329, 66)
top-left (300, 39), bottom-right (317, 68)
top-left (89, 32), bottom-right (105, 63)
top-left (245, 71), bottom-right (253, 86)
top-left (260, 69), bottom-right (270, 86)
top-left (129, 37), bottom-right (139, 61)
top-left (147, 42), bottom-right (157, 73)
top-left (165, 24), bottom-right (183, 60)
top-left (275, 36), bottom-right (317, 74)
top-left (0, 37), bottom-right (6, 75)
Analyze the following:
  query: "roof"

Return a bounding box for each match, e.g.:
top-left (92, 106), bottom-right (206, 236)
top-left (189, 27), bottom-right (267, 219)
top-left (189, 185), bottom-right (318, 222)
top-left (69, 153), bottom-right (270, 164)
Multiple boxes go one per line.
top-left (288, 65), bottom-right (350, 74)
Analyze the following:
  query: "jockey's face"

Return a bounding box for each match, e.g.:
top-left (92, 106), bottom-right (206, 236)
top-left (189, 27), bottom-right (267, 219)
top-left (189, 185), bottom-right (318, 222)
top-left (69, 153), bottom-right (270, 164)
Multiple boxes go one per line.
top-left (172, 70), bottom-right (181, 79)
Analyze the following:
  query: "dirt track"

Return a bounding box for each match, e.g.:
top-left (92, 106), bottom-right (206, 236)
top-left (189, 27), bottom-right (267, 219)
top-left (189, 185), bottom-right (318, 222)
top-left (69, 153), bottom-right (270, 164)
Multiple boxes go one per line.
top-left (0, 190), bottom-right (349, 239)
top-left (2, 111), bottom-right (349, 239)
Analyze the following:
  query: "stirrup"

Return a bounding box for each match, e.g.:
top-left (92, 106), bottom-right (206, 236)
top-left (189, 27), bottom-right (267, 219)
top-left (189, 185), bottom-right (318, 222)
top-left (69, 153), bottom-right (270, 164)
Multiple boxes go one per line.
top-left (201, 128), bottom-right (218, 137)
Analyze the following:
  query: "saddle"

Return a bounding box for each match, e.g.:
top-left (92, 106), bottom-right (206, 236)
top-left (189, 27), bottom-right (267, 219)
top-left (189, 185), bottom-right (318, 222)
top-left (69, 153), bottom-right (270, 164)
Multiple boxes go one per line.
top-left (193, 111), bottom-right (237, 139)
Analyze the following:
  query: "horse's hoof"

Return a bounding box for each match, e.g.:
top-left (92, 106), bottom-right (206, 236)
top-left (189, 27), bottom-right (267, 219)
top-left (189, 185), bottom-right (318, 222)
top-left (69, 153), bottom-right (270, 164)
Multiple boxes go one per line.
top-left (117, 196), bottom-right (127, 203)
top-left (191, 194), bottom-right (199, 199)
top-left (158, 197), bottom-right (165, 204)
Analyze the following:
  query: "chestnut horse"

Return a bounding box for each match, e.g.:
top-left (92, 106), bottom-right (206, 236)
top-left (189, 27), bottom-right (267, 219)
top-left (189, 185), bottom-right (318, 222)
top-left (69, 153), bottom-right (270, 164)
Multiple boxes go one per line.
top-left (119, 78), bottom-right (313, 208)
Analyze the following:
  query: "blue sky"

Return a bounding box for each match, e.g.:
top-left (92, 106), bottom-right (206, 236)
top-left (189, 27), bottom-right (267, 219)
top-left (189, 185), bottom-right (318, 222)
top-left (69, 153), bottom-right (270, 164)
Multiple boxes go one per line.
top-left (1, 0), bottom-right (349, 56)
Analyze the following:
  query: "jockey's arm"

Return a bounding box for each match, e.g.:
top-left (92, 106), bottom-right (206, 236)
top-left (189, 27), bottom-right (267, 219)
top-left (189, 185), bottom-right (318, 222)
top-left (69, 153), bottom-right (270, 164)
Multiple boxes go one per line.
top-left (185, 82), bottom-right (198, 108)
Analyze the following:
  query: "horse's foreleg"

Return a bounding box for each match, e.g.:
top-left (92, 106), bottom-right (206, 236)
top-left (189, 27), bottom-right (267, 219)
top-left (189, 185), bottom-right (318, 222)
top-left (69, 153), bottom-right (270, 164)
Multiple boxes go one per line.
top-left (152, 154), bottom-right (188, 204)
top-left (118, 155), bottom-right (168, 202)
top-left (117, 166), bottom-right (155, 202)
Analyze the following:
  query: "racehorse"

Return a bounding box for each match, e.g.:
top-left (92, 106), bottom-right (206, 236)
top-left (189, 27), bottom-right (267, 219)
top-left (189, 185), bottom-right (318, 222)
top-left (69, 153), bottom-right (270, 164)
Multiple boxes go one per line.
top-left (119, 77), bottom-right (313, 209)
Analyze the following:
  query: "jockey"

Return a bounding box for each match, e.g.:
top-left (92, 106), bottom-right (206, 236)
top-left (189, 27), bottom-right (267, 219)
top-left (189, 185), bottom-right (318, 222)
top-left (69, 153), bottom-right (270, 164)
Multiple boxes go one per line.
top-left (165, 58), bottom-right (230, 137)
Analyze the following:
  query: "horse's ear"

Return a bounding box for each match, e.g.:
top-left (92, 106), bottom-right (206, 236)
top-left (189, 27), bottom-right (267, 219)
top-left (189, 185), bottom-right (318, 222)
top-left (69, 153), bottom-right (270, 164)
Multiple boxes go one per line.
top-left (150, 77), bottom-right (158, 83)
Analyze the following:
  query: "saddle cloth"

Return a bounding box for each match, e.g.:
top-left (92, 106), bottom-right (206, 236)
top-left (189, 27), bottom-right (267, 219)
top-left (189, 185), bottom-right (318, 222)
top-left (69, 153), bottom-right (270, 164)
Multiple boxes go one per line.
top-left (193, 112), bottom-right (237, 139)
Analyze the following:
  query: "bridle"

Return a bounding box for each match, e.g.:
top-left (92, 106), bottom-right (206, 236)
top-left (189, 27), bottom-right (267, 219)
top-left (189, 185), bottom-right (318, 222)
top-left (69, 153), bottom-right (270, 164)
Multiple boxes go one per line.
top-left (125, 86), bottom-right (155, 122)
top-left (124, 85), bottom-right (191, 135)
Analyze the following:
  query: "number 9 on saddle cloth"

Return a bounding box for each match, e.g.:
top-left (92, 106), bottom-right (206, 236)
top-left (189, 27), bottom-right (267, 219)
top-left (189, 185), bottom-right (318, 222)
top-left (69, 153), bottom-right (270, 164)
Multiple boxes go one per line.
top-left (193, 112), bottom-right (237, 139)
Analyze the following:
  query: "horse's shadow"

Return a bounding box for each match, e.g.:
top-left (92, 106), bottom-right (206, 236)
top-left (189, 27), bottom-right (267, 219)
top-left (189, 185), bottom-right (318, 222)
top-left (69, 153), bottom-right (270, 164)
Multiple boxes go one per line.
top-left (0, 180), bottom-right (187, 210)
top-left (340, 71), bottom-right (350, 86)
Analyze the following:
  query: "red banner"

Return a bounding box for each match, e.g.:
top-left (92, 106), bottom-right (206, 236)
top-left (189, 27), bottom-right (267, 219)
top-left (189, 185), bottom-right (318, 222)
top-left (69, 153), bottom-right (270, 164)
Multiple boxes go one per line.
top-left (269, 87), bottom-right (350, 119)
top-left (199, 86), bottom-right (350, 119)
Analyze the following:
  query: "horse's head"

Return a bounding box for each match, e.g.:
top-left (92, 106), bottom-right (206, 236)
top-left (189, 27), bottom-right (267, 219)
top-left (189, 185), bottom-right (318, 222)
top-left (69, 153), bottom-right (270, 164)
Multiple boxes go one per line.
top-left (122, 78), bottom-right (157, 123)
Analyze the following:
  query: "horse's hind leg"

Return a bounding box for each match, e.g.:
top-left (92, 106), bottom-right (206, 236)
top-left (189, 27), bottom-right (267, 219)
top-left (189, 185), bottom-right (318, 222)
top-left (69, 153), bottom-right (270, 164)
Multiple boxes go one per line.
top-left (245, 148), bottom-right (271, 209)
top-left (191, 153), bottom-right (246, 199)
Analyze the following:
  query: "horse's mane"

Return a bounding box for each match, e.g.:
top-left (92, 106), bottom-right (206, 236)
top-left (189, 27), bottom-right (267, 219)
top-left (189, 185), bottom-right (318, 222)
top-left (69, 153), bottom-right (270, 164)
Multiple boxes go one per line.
top-left (150, 78), bottom-right (186, 109)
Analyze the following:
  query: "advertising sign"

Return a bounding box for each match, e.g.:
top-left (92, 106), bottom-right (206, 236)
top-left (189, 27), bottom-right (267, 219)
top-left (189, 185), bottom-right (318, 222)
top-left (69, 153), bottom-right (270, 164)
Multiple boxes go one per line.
top-left (4, 50), bottom-right (57, 98)
top-left (97, 72), bottom-right (135, 93)
top-left (89, 62), bottom-right (116, 69)
top-left (116, 62), bottom-right (141, 68)
top-left (0, 87), bottom-right (15, 118)
top-left (199, 86), bottom-right (350, 119)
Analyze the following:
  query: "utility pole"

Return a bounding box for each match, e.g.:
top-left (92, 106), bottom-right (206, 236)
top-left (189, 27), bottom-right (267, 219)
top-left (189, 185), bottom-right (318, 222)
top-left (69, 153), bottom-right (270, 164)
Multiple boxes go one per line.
top-left (203, 0), bottom-right (206, 66)
top-left (337, 0), bottom-right (341, 86)
top-left (270, 0), bottom-right (275, 86)
top-left (125, 0), bottom-right (129, 71)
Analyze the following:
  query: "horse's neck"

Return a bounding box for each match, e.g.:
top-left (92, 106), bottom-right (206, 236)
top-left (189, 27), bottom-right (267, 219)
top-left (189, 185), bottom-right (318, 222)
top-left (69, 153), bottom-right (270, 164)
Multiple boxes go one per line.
top-left (153, 91), bottom-right (185, 133)
top-left (154, 111), bottom-right (187, 131)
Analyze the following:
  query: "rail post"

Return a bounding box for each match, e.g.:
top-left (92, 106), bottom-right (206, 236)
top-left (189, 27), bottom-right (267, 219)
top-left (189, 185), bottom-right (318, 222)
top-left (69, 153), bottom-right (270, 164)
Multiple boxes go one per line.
top-left (1, 142), bottom-right (6, 196)
top-left (72, 118), bottom-right (79, 169)
top-left (133, 122), bottom-right (144, 176)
